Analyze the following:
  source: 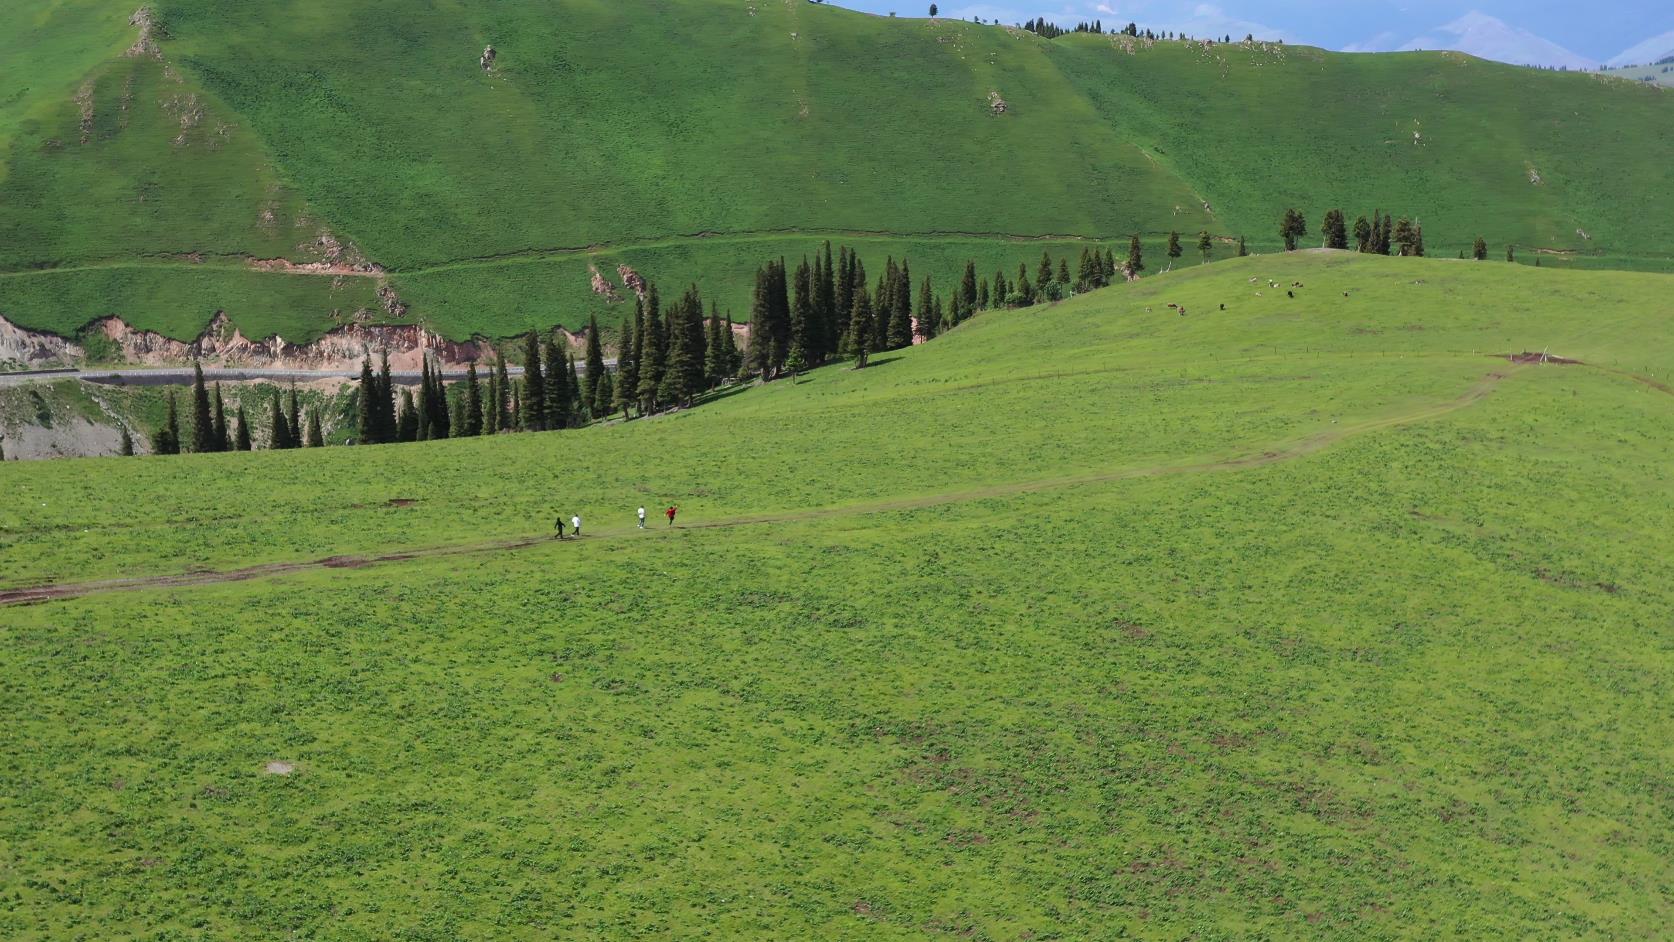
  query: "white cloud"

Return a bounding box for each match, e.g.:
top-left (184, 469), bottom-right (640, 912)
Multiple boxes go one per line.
top-left (1353, 11), bottom-right (1598, 70)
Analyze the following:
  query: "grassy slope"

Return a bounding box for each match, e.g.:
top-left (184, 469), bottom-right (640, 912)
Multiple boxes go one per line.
top-left (3, 255), bottom-right (1673, 938)
top-left (1, 1), bottom-right (1671, 343)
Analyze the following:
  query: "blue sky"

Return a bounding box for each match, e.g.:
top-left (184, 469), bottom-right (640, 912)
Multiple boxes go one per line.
top-left (831, 1), bottom-right (1674, 66)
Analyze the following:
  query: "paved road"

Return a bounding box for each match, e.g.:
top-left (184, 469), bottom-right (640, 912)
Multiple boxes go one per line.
top-left (0, 362), bottom-right (618, 388)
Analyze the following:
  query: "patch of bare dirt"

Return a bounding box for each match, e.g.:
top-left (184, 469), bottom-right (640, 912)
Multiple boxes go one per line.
top-left (386, 498), bottom-right (419, 507)
top-left (320, 556), bottom-right (369, 569)
top-left (263, 761), bottom-right (295, 775)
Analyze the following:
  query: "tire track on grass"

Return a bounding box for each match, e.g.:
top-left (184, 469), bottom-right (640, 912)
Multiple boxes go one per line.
top-left (0, 369), bottom-right (1520, 608)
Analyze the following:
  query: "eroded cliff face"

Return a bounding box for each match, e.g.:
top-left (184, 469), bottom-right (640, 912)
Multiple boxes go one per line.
top-left (0, 317), bottom-right (83, 368)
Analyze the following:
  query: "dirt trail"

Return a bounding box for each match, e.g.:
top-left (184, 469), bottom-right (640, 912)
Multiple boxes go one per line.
top-left (0, 369), bottom-right (1519, 608)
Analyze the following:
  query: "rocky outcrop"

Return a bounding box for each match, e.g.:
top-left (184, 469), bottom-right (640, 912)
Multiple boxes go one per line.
top-left (589, 264), bottom-right (622, 302)
top-left (617, 264), bottom-right (648, 301)
top-left (481, 45), bottom-right (497, 72)
top-left (1, 316), bottom-right (83, 368)
top-left (126, 8), bottom-right (161, 59)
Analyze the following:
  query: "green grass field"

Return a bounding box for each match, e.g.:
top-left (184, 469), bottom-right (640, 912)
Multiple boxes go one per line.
top-left (4, 253), bottom-right (1672, 937)
top-left (1, 0), bottom-right (1671, 344)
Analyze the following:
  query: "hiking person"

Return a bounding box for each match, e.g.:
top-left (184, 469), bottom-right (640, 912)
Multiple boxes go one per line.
top-left (571, 514), bottom-right (582, 537)
top-left (637, 506), bottom-right (647, 529)
top-left (666, 505), bottom-right (678, 526)
top-left (554, 515), bottom-right (566, 540)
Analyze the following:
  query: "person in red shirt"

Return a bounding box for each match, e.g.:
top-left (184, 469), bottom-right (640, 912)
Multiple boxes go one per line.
top-left (665, 505), bottom-right (678, 526)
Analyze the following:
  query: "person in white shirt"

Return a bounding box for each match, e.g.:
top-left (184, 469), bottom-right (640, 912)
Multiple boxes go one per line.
top-left (571, 514), bottom-right (582, 537)
top-left (637, 506), bottom-right (647, 529)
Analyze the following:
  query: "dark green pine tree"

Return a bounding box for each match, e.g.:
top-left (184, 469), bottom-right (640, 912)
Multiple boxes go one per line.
top-left (596, 370), bottom-right (615, 418)
top-left (1323, 209), bottom-right (1348, 250)
top-left (1126, 235), bottom-right (1145, 277)
top-left (1280, 208), bottom-right (1307, 251)
top-left (285, 386), bottom-right (302, 449)
top-left (1197, 230), bottom-right (1214, 264)
top-left (959, 259), bottom-right (978, 314)
top-left (748, 265), bottom-right (778, 380)
top-left (1166, 231), bottom-right (1183, 263)
top-left (306, 409), bottom-right (324, 447)
top-left (1105, 248), bottom-right (1118, 277)
top-left (816, 241), bottom-right (837, 362)
top-left (510, 383), bottom-right (522, 431)
top-left (1354, 215), bottom-right (1373, 252)
top-left (266, 391), bottom-right (291, 450)
top-left (888, 260), bottom-right (914, 349)
top-left (234, 405), bottom-right (252, 451)
top-left (567, 355), bottom-right (584, 421)
top-left (993, 269), bottom-right (1007, 306)
top-left (1414, 224), bottom-right (1426, 258)
top-left (376, 351), bottom-right (396, 443)
top-left (1035, 251), bottom-right (1053, 297)
top-left (357, 356), bottom-right (379, 443)
top-left (494, 354), bottom-right (511, 431)
top-left (615, 315), bottom-right (638, 417)
top-left (1473, 236), bottom-right (1488, 260)
top-left (1076, 248), bottom-right (1094, 291)
top-left (871, 263), bottom-right (893, 354)
top-left (485, 360), bottom-right (500, 435)
top-left (463, 362), bottom-right (484, 435)
top-left (705, 303), bottom-right (726, 388)
top-left (1506, 244), bottom-right (1516, 263)
top-left (521, 331), bottom-right (546, 431)
top-left (152, 391), bottom-right (182, 455)
top-left (834, 247), bottom-right (854, 347)
top-left (584, 315), bottom-right (606, 418)
top-left (190, 362), bottom-right (215, 453)
top-left (212, 383), bottom-right (229, 451)
top-left (416, 358), bottom-right (433, 440)
top-left (1016, 263), bottom-right (1034, 304)
top-left (543, 337), bottom-right (568, 429)
top-left (638, 285), bottom-right (666, 409)
top-left (675, 286), bottom-right (708, 402)
top-left (788, 257), bottom-right (814, 373)
top-left (397, 389), bottom-right (418, 442)
top-left (915, 276), bottom-right (936, 341)
top-left (1237, 236), bottom-right (1248, 257)
top-left (1392, 217), bottom-right (1417, 256)
top-left (977, 277), bottom-right (990, 311)
top-left (722, 314), bottom-right (742, 378)
top-left (427, 358), bottom-right (451, 439)
top-left (119, 426), bottom-right (135, 456)
top-left (847, 286), bottom-right (874, 368)
top-left (1056, 258), bottom-right (1071, 287)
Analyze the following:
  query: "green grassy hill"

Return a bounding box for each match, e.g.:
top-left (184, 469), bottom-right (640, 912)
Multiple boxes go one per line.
top-left (0, 0), bottom-right (1671, 346)
top-left (4, 254), bottom-right (1674, 936)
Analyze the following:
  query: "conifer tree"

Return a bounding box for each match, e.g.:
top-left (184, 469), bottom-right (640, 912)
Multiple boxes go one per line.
top-left (1473, 236), bottom-right (1488, 260)
top-left (154, 391), bottom-right (182, 455)
top-left (266, 391), bottom-right (290, 450)
top-left (639, 286), bottom-right (666, 408)
top-left (915, 276), bottom-right (935, 341)
top-left (1035, 251), bottom-right (1053, 297)
top-left (888, 261), bottom-right (914, 349)
top-left (1414, 224), bottom-right (1426, 257)
top-left (1166, 231), bottom-right (1183, 262)
top-left (1197, 230), bottom-right (1213, 264)
top-left (511, 384), bottom-right (522, 431)
top-left (486, 363), bottom-right (500, 435)
top-left (357, 356), bottom-right (379, 443)
top-left (749, 266), bottom-right (778, 380)
top-left (1507, 244), bottom-right (1516, 263)
top-left (835, 247), bottom-right (854, 345)
top-left (1016, 263), bottom-right (1033, 304)
top-left (567, 354), bottom-right (583, 420)
top-left (978, 278), bottom-right (990, 310)
top-left (1105, 248), bottom-right (1118, 276)
top-left (1126, 235), bottom-right (1145, 277)
top-left (960, 260), bottom-right (978, 316)
top-left (723, 314), bottom-right (741, 378)
top-left (704, 303), bottom-right (726, 387)
top-left (1280, 209), bottom-right (1307, 251)
top-left (1392, 217), bottom-right (1417, 256)
top-left (376, 351), bottom-right (395, 442)
top-left (427, 359), bottom-right (451, 440)
top-left (234, 405), bottom-right (252, 451)
top-left (615, 316), bottom-right (638, 417)
top-left (544, 337), bottom-right (568, 429)
top-left (306, 409), bottom-right (324, 447)
top-left (1076, 248), bottom-right (1094, 291)
top-left (788, 257), bottom-right (814, 372)
top-left (286, 386), bottom-right (302, 448)
top-left (521, 331), bottom-right (545, 431)
top-left (493, 354), bottom-right (511, 430)
top-left (212, 384), bottom-right (229, 451)
top-left (584, 315), bottom-right (606, 417)
top-left (847, 286), bottom-right (874, 368)
top-left (1237, 237), bottom-right (1248, 257)
top-left (816, 241), bottom-right (838, 362)
top-left (463, 362), bottom-right (484, 435)
top-left (1057, 258), bottom-right (1071, 287)
top-left (994, 270), bottom-right (1007, 305)
top-left (1323, 209), bottom-right (1348, 250)
top-left (416, 359), bottom-right (433, 440)
top-left (190, 362), bottom-right (215, 453)
top-left (1354, 215), bottom-right (1373, 252)
top-left (120, 426), bottom-right (135, 456)
top-left (396, 390), bottom-right (418, 442)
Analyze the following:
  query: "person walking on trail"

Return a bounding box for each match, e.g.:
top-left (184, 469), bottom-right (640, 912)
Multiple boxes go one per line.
top-left (571, 514), bottom-right (582, 538)
top-left (637, 506), bottom-right (647, 529)
top-left (666, 505), bottom-right (678, 527)
top-left (553, 515), bottom-right (566, 540)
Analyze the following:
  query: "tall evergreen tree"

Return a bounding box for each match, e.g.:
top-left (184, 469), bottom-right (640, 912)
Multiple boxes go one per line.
top-left (357, 356), bottom-right (379, 443)
top-left (1413, 224), bottom-right (1426, 257)
top-left (722, 314), bottom-right (741, 378)
top-left (416, 359), bottom-right (433, 440)
top-left (705, 303), bottom-right (726, 387)
top-left (616, 315), bottom-right (638, 417)
top-left (1392, 217), bottom-right (1418, 256)
top-left (153, 391), bottom-right (182, 455)
top-left (1126, 235), bottom-right (1145, 277)
top-left (1105, 248), bottom-right (1118, 275)
top-left (1035, 251), bottom-right (1053, 297)
top-left (978, 278), bottom-right (990, 311)
top-left (190, 362), bottom-right (215, 453)
top-left (1016, 263), bottom-right (1034, 304)
top-left (234, 405), bottom-right (252, 451)
top-left (835, 247), bottom-right (855, 345)
top-left (376, 351), bottom-right (396, 443)
top-left (1323, 209), bottom-right (1348, 250)
top-left (267, 391), bottom-right (291, 450)
top-left (1473, 236), bottom-right (1488, 260)
top-left (1280, 208), bottom-right (1307, 251)
top-left (286, 386), bottom-right (302, 448)
top-left (567, 354), bottom-right (584, 420)
top-left (521, 331), bottom-right (546, 431)
top-left (212, 384), bottom-right (229, 451)
top-left (994, 269), bottom-right (1008, 306)
top-left (1354, 215), bottom-right (1373, 252)
top-left (494, 354), bottom-right (511, 431)
top-left (847, 286), bottom-right (874, 368)
top-left (486, 360), bottom-right (501, 435)
top-left (396, 390), bottom-right (418, 442)
top-left (584, 315), bottom-right (606, 417)
top-left (915, 276), bottom-right (936, 341)
top-left (1197, 230), bottom-right (1214, 264)
top-left (596, 370), bottom-right (615, 418)
top-left (816, 241), bottom-right (838, 362)
top-left (427, 358), bottom-right (451, 440)
top-left (1237, 237), bottom-right (1248, 257)
top-left (638, 286), bottom-right (666, 408)
top-left (788, 257), bottom-right (814, 372)
top-left (463, 363), bottom-right (484, 435)
top-left (888, 260), bottom-right (914, 349)
top-left (1166, 231), bottom-right (1183, 263)
top-left (1056, 258), bottom-right (1071, 287)
top-left (543, 337), bottom-right (568, 429)
top-left (749, 265), bottom-right (778, 380)
top-left (306, 409), bottom-right (324, 447)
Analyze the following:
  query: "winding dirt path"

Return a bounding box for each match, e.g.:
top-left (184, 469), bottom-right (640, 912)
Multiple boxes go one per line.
top-left (0, 368), bottom-right (1518, 608)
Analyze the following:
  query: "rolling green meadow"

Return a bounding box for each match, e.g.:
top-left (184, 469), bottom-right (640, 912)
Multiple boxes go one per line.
top-left (4, 253), bottom-right (1674, 937)
top-left (2, 0), bottom-right (1672, 344)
